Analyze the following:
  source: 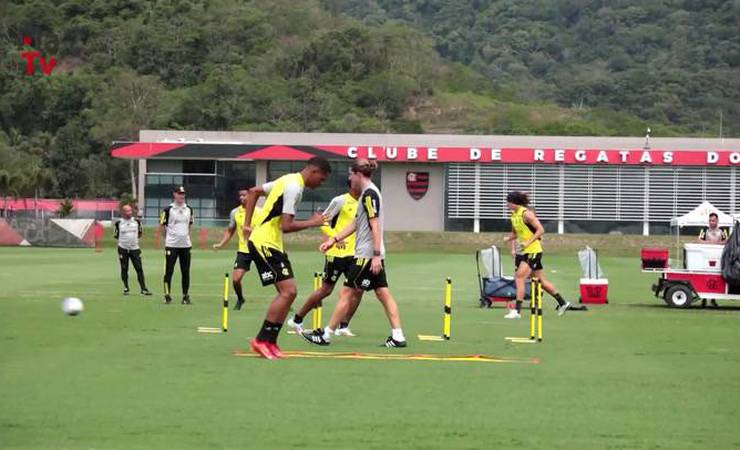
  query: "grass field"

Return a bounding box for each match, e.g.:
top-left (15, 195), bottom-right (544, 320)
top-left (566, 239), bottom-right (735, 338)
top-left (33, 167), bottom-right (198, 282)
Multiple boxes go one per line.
top-left (2, 242), bottom-right (740, 449)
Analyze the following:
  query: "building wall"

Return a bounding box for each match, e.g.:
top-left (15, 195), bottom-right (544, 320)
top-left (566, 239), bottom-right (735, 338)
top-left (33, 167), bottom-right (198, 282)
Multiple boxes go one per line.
top-left (381, 164), bottom-right (445, 231)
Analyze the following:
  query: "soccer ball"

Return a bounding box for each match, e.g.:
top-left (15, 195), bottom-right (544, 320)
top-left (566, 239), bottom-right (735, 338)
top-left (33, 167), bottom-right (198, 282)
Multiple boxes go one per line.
top-left (61, 297), bottom-right (84, 316)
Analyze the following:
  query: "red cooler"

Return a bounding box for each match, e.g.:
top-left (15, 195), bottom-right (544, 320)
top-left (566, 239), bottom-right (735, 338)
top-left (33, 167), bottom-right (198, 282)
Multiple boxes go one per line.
top-left (641, 247), bottom-right (669, 269)
top-left (579, 278), bottom-right (608, 304)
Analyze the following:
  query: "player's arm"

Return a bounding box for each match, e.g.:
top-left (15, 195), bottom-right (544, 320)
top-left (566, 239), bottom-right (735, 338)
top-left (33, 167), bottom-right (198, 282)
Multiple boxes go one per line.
top-left (113, 220), bottom-right (120, 240)
top-left (368, 216), bottom-right (383, 274)
top-left (214, 210), bottom-right (236, 249)
top-left (279, 182), bottom-right (325, 233)
top-left (159, 208), bottom-right (169, 238)
top-left (719, 228), bottom-right (728, 244)
top-left (137, 219), bottom-right (143, 238)
top-left (188, 206), bottom-right (194, 236)
top-left (521, 210), bottom-right (544, 248)
top-left (319, 196), bottom-right (343, 238)
top-left (320, 219), bottom-right (357, 252)
top-left (697, 228), bottom-right (706, 243)
top-left (243, 184), bottom-right (269, 237)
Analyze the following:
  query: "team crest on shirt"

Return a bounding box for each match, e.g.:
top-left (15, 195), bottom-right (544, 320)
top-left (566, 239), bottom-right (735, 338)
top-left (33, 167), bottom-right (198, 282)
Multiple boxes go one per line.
top-left (406, 172), bottom-right (429, 200)
top-left (282, 268), bottom-right (290, 276)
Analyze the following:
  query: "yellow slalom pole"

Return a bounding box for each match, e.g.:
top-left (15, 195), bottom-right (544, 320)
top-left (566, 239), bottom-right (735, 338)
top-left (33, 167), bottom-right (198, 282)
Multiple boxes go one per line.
top-left (312, 273), bottom-right (320, 330)
top-left (316, 272), bottom-right (323, 329)
top-left (537, 279), bottom-right (543, 342)
top-left (443, 277), bottom-right (452, 340)
top-left (222, 273), bottom-right (229, 332)
top-left (530, 278), bottom-right (537, 341)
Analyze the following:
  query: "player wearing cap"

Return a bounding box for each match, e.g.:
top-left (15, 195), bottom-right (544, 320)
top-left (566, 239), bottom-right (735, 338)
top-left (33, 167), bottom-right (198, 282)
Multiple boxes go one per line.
top-left (160, 186), bottom-right (194, 305)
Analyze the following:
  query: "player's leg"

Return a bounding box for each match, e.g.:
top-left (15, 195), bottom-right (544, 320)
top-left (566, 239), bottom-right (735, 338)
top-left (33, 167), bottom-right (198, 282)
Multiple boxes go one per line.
top-left (336, 288), bottom-right (362, 336)
top-left (533, 267), bottom-right (571, 315)
top-left (179, 248), bottom-right (191, 304)
top-left (130, 249), bottom-right (151, 295)
top-left (232, 252), bottom-right (251, 310)
top-left (507, 257), bottom-right (531, 318)
top-left (118, 248), bottom-right (130, 294)
top-left (288, 265), bottom-right (335, 332)
top-left (163, 247), bottom-right (177, 304)
top-left (374, 287), bottom-right (407, 347)
top-left (302, 286), bottom-right (358, 345)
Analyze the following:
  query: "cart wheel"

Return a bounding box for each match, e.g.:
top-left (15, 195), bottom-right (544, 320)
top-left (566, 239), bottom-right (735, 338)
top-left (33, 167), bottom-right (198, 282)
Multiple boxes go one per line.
top-left (664, 285), bottom-right (693, 308)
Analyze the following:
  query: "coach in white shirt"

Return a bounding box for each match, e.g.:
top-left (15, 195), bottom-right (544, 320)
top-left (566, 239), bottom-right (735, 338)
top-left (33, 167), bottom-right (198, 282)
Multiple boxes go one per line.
top-left (115, 204), bottom-right (152, 296)
top-left (159, 186), bottom-right (194, 305)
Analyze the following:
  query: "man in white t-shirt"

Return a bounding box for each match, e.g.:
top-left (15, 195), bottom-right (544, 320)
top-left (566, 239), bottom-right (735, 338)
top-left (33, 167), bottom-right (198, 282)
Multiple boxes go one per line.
top-left (159, 186), bottom-right (193, 305)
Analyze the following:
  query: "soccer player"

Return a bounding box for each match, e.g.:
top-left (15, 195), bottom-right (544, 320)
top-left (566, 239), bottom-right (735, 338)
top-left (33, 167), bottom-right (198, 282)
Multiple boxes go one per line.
top-left (160, 186), bottom-right (193, 305)
top-left (287, 181), bottom-right (363, 336)
top-left (213, 189), bottom-right (261, 310)
top-left (302, 159), bottom-right (407, 348)
top-left (503, 191), bottom-right (570, 319)
top-left (244, 157), bottom-right (332, 359)
top-left (114, 204), bottom-right (152, 296)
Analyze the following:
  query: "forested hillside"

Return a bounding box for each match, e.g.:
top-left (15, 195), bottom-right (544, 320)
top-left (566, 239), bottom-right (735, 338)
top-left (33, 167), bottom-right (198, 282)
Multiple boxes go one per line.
top-left (0, 0), bottom-right (736, 199)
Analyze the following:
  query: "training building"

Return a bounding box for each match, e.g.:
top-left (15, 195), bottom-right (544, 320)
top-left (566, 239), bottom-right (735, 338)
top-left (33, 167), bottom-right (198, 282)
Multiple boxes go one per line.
top-left (111, 130), bottom-right (740, 234)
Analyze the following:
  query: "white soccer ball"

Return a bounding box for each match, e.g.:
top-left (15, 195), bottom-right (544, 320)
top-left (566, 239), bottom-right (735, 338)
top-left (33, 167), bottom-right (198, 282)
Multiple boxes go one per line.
top-left (61, 297), bottom-right (84, 316)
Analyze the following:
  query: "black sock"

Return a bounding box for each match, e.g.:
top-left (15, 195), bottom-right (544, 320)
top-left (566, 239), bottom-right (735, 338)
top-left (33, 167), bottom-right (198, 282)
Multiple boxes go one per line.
top-left (340, 321), bottom-right (349, 329)
top-left (233, 281), bottom-right (244, 302)
top-left (515, 300), bottom-right (522, 313)
top-left (293, 314), bottom-right (303, 324)
top-left (553, 293), bottom-right (566, 307)
top-left (256, 321), bottom-right (283, 343)
top-left (269, 322), bottom-right (283, 343)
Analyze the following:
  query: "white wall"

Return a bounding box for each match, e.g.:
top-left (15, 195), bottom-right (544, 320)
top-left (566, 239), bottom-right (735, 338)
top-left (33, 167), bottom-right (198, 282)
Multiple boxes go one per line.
top-left (381, 164), bottom-right (445, 231)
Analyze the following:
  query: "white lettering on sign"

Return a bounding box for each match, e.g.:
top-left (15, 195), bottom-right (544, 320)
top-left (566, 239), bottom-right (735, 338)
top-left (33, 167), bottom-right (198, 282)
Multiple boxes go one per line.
top-left (367, 147), bottom-right (377, 159)
top-left (533, 149), bottom-right (545, 161)
top-left (428, 147), bottom-right (438, 160)
top-left (707, 152), bottom-right (719, 164)
top-left (554, 150), bottom-right (565, 162)
top-left (596, 151), bottom-right (609, 163)
top-left (663, 152), bottom-right (673, 164)
top-left (575, 150), bottom-right (587, 162)
top-left (640, 151), bottom-right (653, 163)
top-left (470, 148), bottom-right (481, 160)
top-left (492, 149), bottom-right (501, 160)
top-left (407, 147), bottom-right (418, 160)
top-left (730, 152), bottom-right (740, 164)
top-left (619, 151), bottom-right (630, 163)
top-left (348, 147), bottom-right (358, 158)
top-left (385, 147), bottom-right (397, 159)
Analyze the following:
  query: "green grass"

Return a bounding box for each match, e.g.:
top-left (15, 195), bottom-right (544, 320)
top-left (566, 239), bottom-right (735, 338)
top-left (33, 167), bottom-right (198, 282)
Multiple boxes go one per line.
top-left (1, 245), bottom-right (740, 449)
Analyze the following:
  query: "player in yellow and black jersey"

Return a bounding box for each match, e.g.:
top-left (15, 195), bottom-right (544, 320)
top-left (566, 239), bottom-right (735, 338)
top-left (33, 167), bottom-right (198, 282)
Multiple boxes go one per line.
top-left (287, 181), bottom-right (363, 336)
top-left (213, 189), bottom-right (262, 310)
top-left (242, 157), bottom-right (331, 360)
top-left (503, 191), bottom-right (571, 319)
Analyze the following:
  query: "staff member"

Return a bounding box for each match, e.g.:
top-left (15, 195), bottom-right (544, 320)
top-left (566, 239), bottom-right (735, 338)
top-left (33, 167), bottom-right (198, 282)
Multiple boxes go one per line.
top-left (698, 212), bottom-right (728, 244)
top-left (114, 204), bottom-right (152, 296)
top-left (160, 186), bottom-right (193, 305)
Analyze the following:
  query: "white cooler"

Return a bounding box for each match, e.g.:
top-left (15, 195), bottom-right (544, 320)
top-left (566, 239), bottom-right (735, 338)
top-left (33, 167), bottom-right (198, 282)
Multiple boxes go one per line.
top-left (684, 243), bottom-right (723, 272)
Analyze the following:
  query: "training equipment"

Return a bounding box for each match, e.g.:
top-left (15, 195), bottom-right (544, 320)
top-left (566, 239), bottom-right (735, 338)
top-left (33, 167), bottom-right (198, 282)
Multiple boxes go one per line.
top-left (418, 278), bottom-right (453, 341)
top-left (311, 272), bottom-right (322, 330)
top-left (234, 349), bottom-right (538, 364)
top-left (505, 278), bottom-right (543, 343)
top-left (578, 247), bottom-right (609, 304)
top-left (197, 273), bottom-right (229, 334)
top-left (61, 297), bottom-right (84, 316)
top-left (477, 246), bottom-right (534, 307)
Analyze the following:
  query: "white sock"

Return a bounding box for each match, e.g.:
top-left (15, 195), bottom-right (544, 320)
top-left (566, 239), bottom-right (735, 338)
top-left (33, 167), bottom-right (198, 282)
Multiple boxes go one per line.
top-left (323, 327), bottom-right (334, 340)
top-left (392, 328), bottom-right (405, 342)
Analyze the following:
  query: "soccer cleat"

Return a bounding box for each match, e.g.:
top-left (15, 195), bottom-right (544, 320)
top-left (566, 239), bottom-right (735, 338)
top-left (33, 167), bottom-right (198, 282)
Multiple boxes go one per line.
top-left (385, 336), bottom-right (407, 348)
top-left (181, 295), bottom-right (191, 305)
top-left (267, 342), bottom-right (283, 359)
top-left (556, 301), bottom-right (571, 316)
top-left (287, 317), bottom-right (304, 334)
top-left (234, 298), bottom-right (245, 310)
top-left (163, 294), bottom-right (172, 304)
top-left (140, 289), bottom-right (152, 296)
top-left (504, 309), bottom-right (521, 319)
top-left (301, 329), bottom-right (330, 346)
top-left (250, 338), bottom-right (277, 360)
top-left (123, 288), bottom-right (130, 296)
top-left (335, 327), bottom-right (356, 337)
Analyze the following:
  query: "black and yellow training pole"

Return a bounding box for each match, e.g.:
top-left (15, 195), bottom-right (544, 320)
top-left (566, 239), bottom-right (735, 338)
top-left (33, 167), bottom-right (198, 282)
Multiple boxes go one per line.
top-left (443, 277), bottom-right (452, 340)
top-left (312, 272), bottom-right (322, 330)
top-left (222, 273), bottom-right (229, 332)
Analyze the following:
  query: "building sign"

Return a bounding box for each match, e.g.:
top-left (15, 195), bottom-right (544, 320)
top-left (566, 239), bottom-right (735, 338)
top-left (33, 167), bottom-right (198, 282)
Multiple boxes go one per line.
top-left (111, 142), bottom-right (740, 166)
top-left (406, 172), bottom-right (429, 200)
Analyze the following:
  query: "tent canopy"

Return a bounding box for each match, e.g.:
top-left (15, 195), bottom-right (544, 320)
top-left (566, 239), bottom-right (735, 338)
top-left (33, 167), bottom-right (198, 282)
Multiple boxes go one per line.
top-left (670, 201), bottom-right (735, 227)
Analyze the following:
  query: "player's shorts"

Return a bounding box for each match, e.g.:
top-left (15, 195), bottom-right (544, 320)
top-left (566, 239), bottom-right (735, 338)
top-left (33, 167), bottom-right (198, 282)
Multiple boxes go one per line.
top-left (322, 256), bottom-right (354, 284)
top-left (248, 241), bottom-right (294, 286)
top-left (344, 257), bottom-right (388, 291)
top-left (515, 252), bottom-right (543, 271)
top-left (233, 251), bottom-right (252, 271)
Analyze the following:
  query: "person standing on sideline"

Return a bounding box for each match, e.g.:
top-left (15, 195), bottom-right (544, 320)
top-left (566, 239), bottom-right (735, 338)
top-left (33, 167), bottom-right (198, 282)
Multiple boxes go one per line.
top-left (213, 189), bottom-right (261, 310)
top-left (287, 181), bottom-right (363, 336)
top-left (244, 157), bottom-right (332, 359)
top-left (160, 186), bottom-right (193, 305)
top-left (697, 212), bottom-right (728, 244)
top-left (114, 204), bottom-right (152, 296)
top-left (503, 191), bottom-right (570, 319)
top-left (302, 159), bottom-right (407, 348)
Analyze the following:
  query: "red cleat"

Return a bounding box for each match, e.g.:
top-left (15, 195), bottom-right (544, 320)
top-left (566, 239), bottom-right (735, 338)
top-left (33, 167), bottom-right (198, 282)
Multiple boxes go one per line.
top-left (267, 342), bottom-right (283, 359)
top-left (250, 338), bottom-right (277, 360)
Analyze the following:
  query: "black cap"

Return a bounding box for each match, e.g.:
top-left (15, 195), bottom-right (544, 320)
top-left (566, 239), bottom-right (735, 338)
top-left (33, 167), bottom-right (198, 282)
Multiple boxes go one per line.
top-left (173, 186), bottom-right (186, 194)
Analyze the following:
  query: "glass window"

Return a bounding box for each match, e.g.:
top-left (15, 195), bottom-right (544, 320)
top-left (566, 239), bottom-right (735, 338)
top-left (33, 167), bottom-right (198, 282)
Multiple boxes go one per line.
top-left (183, 160), bottom-right (215, 174)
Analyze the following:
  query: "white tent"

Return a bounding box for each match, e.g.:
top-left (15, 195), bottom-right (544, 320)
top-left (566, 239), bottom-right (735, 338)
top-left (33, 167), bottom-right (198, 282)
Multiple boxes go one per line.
top-left (670, 201), bottom-right (735, 227)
